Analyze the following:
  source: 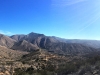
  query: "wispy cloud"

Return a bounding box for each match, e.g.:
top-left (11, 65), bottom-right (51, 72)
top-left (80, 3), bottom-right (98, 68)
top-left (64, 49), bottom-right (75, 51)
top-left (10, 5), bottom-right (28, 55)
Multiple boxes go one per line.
top-left (52, 0), bottom-right (87, 6)
top-left (0, 30), bottom-right (13, 35)
top-left (66, 0), bottom-right (86, 5)
top-left (70, 11), bottom-right (100, 38)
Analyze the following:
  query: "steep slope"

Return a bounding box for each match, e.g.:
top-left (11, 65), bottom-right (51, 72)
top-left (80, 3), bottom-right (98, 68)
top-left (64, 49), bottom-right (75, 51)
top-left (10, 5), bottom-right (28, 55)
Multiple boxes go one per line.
top-left (0, 34), bottom-right (16, 48)
top-left (0, 45), bottom-right (28, 60)
top-left (10, 34), bottom-right (26, 41)
top-left (11, 40), bottom-right (39, 52)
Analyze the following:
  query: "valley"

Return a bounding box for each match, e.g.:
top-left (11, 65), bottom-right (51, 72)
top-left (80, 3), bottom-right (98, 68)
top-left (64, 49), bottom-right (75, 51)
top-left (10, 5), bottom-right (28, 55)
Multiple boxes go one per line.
top-left (0, 32), bottom-right (100, 75)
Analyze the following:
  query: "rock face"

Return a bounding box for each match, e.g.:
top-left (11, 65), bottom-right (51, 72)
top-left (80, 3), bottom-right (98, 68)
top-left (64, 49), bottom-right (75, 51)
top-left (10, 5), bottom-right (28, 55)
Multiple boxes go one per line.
top-left (0, 34), bottom-right (16, 48)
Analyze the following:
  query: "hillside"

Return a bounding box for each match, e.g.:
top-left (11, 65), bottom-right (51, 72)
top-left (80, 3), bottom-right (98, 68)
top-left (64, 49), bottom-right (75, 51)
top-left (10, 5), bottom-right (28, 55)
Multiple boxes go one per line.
top-left (54, 37), bottom-right (100, 48)
top-left (21, 49), bottom-right (69, 64)
top-left (0, 45), bottom-right (28, 60)
top-left (11, 40), bottom-right (39, 52)
top-left (0, 34), bottom-right (16, 48)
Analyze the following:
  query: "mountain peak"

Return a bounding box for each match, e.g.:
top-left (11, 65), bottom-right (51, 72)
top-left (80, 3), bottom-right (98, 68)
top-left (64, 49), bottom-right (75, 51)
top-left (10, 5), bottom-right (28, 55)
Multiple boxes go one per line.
top-left (28, 32), bottom-right (35, 35)
top-left (28, 32), bottom-right (45, 37)
top-left (29, 32), bottom-right (34, 34)
top-left (28, 32), bottom-right (37, 36)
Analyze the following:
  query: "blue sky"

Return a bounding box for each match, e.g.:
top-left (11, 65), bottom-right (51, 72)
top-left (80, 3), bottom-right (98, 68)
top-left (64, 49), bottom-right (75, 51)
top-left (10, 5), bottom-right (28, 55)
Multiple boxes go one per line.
top-left (0, 0), bottom-right (100, 40)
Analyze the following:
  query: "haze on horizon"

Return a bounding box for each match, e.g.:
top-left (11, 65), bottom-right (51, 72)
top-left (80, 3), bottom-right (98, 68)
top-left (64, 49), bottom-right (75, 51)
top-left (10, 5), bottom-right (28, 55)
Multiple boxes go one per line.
top-left (0, 0), bottom-right (100, 40)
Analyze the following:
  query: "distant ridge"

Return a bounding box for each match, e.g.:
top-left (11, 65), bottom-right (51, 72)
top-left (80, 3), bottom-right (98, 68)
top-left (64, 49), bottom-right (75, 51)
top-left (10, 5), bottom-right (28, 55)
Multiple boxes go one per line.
top-left (51, 36), bottom-right (100, 48)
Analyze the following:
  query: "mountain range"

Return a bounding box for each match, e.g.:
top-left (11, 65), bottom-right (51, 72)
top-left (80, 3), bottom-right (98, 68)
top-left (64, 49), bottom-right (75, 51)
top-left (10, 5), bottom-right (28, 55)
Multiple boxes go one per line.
top-left (0, 32), bottom-right (100, 55)
top-left (1, 32), bottom-right (100, 75)
top-left (53, 36), bottom-right (100, 48)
